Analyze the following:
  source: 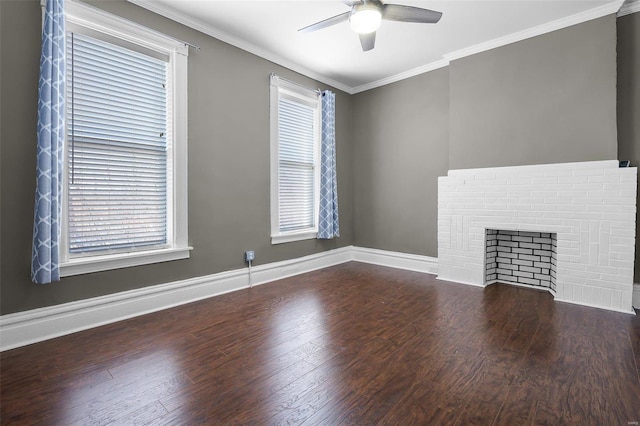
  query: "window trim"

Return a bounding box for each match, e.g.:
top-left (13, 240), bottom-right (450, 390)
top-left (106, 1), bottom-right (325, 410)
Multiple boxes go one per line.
top-left (270, 75), bottom-right (321, 245)
top-left (58, 1), bottom-right (191, 277)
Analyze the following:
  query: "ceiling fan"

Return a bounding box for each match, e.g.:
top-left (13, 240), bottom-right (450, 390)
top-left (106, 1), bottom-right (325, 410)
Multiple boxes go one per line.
top-left (298, 0), bottom-right (443, 52)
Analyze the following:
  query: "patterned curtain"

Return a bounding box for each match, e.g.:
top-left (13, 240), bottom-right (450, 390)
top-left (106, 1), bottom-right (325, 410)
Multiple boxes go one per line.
top-left (318, 90), bottom-right (340, 239)
top-left (32, 0), bottom-right (66, 284)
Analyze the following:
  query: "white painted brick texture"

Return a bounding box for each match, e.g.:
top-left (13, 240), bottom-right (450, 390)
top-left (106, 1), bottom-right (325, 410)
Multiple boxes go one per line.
top-left (438, 161), bottom-right (637, 313)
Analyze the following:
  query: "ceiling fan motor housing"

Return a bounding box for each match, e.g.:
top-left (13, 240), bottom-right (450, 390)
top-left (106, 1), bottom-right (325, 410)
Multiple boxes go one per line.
top-left (299, 0), bottom-right (442, 52)
top-left (350, 1), bottom-right (383, 34)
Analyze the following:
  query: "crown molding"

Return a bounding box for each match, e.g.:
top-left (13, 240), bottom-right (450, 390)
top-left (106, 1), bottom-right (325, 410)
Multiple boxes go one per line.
top-left (351, 59), bottom-right (450, 94)
top-left (618, 0), bottom-right (640, 16)
top-left (444, 0), bottom-right (624, 63)
top-left (128, 0), bottom-right (623, 94)
top-left (127, 0), bottom-right (355, 94)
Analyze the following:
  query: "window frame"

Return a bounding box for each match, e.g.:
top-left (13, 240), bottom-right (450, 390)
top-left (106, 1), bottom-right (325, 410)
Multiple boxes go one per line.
top-left (270, 75), bottom-right (321, 245)
top-left (58, 1), bottom-right (190, 277)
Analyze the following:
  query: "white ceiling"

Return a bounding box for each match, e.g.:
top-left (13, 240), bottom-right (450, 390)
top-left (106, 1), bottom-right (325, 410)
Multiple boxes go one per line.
top-left (130, 0), bottom-right (627, 93)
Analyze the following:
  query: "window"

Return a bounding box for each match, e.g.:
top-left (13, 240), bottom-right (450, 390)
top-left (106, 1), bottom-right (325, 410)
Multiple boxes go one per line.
top-left (59, 2), bottom-right (190, 276)
top-left (270, 75), bottom-right (321, 244)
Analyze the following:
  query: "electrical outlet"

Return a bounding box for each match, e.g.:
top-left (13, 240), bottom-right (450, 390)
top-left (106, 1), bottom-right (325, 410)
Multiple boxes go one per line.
top-left (245, 251), bottom-right (255, 262)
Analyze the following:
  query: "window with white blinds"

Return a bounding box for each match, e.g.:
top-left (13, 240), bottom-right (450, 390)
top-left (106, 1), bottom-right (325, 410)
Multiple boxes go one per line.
top-left (66, 32), bottom-right (169, 254)
top-left (278, 98), bottom-right (316, 232)
top-left (59, 0), bottom-right (190, 276)
top-left (270, 75), bottom-right (320, 244)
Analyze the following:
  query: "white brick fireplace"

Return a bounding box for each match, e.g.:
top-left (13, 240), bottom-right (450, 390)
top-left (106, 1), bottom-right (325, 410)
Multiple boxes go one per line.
top-left (437, 160), bottom-right (637, 313)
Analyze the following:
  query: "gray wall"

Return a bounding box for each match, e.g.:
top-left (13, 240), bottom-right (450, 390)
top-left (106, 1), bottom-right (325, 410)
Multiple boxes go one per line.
top-left (616, 12), bottom-right (640, 280)
top-left (0, 0), bottom-right (354, 315)
top-left (351, 15), bottom-right (618, 260)
top-left (352, 69), bottom-right (449, 257)
top-left (0, 0), bottom-right (4, 293)
top-left (0, 0), bottom-right (630, 316)
top-left (449, 15), bottom-right (618, 170)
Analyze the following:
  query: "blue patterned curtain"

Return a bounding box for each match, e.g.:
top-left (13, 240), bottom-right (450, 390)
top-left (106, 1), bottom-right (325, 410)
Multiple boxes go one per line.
top-left (32, 0), bottom-right (66, 284)
top-left (318, 90), bottom-right (340, 239)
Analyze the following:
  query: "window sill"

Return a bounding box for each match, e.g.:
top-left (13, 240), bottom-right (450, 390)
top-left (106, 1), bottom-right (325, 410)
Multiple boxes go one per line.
top-left (60, 246), bottom-right (193, 277)
top-left (271, 231), bottom-right (317, 245)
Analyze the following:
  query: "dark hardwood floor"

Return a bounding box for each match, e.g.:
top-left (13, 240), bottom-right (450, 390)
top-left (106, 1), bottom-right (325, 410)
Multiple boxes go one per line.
top-left (2, 262), bottom-right (640, 425)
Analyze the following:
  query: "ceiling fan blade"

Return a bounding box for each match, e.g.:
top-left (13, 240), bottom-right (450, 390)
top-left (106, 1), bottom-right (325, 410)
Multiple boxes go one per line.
top-left (340, 0), bottom-right (361, 5)
top-left (359, 31), bottom-right (376, 51)
top-left (298, 11), bottom-right (350, 33)
top-left (382, 4), bottom-right (442, 23)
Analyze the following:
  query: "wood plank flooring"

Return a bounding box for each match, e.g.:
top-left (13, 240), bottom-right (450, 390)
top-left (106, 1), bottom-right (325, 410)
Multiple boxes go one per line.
top-left (2, 262), bottom-right (640, 425)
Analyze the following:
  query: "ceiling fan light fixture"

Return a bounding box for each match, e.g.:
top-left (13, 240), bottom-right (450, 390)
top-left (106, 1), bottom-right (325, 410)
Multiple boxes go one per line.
top-left (349, 7), bottom-right (382, 34)
top-left (298, 1), bottom-right (442, 52)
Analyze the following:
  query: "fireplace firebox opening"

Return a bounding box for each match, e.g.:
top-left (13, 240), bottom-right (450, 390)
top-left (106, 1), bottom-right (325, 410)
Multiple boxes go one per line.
top-left (485, 229), bottom-right (557, 293)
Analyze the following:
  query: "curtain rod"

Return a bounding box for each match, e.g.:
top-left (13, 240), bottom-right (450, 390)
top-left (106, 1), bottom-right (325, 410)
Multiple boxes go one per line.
top-left (83, 0), bottom-right (201, 51)
top-left (270, 73), bottom-right (321, 95)
top-left (51, 0), bottom-right (201, 51)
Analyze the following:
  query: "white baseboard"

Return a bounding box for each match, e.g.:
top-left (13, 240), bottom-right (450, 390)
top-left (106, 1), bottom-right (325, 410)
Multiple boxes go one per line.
top-left (555, 298), bottom-right (636, 315)
top-left (351, 246), bottom-right (438, 275)
top-left (0, 245), bottom-right (440, 351)
top-left (436, 276), bottom-right (485, 288)
top-left (3, 246), bottom-right (637, 351)
top-left (0, 246), bottom-right (353, 352)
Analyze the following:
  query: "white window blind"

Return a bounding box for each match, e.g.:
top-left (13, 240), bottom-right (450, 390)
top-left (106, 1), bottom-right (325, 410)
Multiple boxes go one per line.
top-left (277, 97), bottom-right (317, 232)
top-left (66, 32), bottom-right (169, 254)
